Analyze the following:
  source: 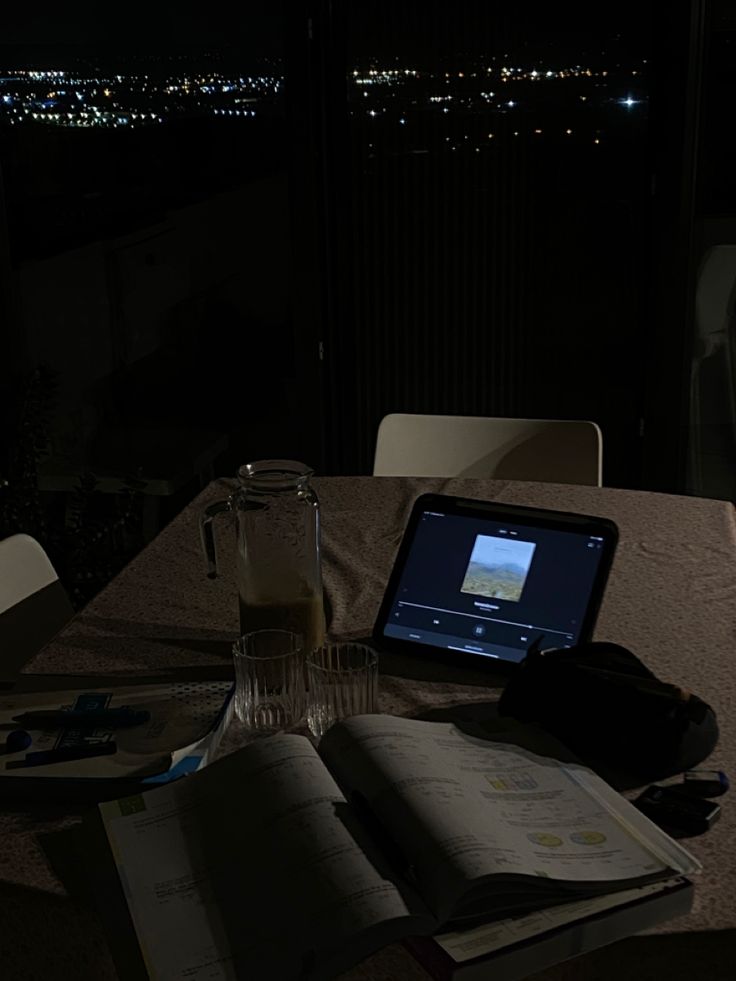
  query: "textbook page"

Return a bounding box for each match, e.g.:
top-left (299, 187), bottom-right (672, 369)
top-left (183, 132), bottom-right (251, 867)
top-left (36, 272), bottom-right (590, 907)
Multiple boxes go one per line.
top-left (99, 734), bottom-right (432, 981)
top-left (320, 716), bottom-right (699, 922)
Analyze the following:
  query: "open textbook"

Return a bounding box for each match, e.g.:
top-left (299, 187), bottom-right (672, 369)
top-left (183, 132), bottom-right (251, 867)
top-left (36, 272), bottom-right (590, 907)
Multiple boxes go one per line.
top-left (95, 714), bottom-right (699, 980)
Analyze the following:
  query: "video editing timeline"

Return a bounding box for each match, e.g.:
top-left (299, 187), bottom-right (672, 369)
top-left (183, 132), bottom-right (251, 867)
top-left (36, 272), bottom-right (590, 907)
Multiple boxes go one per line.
top-left (383, 510), bottom-right (607, 664)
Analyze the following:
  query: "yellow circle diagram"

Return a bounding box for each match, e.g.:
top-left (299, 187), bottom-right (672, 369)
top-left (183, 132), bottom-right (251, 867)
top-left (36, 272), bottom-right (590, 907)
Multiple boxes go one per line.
top-left (527, 832), bottom-right (563, 847)
top-left (571, 831), bottom-right (607, 845)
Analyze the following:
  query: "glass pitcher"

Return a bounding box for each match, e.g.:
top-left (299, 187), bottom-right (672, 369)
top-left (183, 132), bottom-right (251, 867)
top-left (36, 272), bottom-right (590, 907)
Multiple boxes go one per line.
top-left (200, 460), bottom-right (325, 653)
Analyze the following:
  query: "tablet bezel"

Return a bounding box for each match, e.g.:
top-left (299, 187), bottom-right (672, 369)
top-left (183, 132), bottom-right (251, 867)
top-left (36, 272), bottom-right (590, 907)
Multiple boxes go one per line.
top-left (372, 493), bottom-right (618, 671)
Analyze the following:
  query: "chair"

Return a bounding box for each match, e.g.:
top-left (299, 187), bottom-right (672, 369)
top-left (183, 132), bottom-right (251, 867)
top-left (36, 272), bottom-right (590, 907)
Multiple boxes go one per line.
top-left (688, 244), bottom-right (736, 498)
top-left (0, 534), bottom-right (74, 676)
top-left (373, 414), bottom-right (603, 485)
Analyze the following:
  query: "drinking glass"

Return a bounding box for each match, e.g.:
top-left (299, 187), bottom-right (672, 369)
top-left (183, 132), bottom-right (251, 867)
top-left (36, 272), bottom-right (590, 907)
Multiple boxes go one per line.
top-left (233, 630), bottom-right (305, 733)
top-left (306, 643), bottom-right (378, 740)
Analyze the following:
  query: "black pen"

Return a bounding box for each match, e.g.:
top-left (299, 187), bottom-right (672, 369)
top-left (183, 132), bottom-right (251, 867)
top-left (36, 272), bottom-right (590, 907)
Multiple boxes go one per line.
top-left (12, 709), bottom-right (150, 729)
top-left (6, 741), bottom-right (118, 769)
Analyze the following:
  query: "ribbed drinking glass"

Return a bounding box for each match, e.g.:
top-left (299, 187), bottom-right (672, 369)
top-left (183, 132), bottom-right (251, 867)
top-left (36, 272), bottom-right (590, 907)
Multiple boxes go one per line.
top-left (306, 643), bottom-right (378, 740)
top-left (233, 629), bottom-right (305, 733)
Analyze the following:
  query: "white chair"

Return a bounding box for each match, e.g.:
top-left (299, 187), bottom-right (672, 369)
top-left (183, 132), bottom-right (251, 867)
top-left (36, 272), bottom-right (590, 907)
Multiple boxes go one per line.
top-left (373, 414), bottom-right (603, 486)
top-left (0, 534), bottom-right (74, 676)
top-left (688, 245), bottom-right (736, 497)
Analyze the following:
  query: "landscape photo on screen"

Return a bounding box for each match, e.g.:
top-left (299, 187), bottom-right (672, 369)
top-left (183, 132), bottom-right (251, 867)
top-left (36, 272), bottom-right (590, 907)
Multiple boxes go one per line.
top-left (460, 535), bottom-right (536, 602)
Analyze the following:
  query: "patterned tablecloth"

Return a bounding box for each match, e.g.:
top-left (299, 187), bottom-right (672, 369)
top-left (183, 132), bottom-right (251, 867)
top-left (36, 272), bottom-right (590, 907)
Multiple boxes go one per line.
top-left (2, 476), bottom-right (736, 980)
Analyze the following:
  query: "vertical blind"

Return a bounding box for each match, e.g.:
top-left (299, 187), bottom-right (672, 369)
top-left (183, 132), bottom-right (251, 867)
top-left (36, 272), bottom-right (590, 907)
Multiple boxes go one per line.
top-left (319, 1), bottom-right (650, 480)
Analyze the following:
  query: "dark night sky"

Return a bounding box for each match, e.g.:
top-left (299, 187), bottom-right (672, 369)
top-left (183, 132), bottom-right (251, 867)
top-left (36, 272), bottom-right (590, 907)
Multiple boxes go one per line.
top-left (0, 2), bottom-right (283, 51)
top-left (1, 2), bottom-right (649, 58)
top-left (347, 1), bottom-right (651, 60)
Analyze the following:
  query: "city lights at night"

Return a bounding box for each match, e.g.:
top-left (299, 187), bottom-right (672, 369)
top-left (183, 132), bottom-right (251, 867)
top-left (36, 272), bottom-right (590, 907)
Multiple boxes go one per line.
top-left (0, 67), bottom-right (282, 128)
top-left (0, 53), bottom-right (645, 139)
top-left (346, 52), bottom-right (647, 155)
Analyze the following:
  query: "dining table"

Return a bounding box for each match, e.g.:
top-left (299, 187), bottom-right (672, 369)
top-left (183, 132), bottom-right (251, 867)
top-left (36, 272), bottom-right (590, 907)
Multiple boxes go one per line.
top-left (1, 475), bottom-right (735, 981)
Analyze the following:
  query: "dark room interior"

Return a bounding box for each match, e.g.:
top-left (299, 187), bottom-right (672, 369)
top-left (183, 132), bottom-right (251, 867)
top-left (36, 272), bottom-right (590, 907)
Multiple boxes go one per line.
top-left (1, 6), bottom-right (736, 980)
top-left (1, 0), bottom-right (735, 602)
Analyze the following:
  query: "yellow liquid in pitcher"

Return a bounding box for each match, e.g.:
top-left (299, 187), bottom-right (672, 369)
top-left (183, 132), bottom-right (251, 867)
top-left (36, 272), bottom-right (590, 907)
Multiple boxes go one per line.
top-left (238, 588), bottom-right (326, 654)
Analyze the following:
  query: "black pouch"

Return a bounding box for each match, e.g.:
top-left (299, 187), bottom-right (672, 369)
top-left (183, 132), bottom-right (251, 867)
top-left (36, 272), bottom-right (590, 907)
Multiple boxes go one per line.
top-left (497, 641), bottom-right (719, 787)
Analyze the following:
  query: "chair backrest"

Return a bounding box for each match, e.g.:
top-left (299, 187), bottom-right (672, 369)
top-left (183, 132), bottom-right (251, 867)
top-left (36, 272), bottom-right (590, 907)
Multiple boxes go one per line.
top-left (0, 534), bottom-right (74, 676)
top-left (373, 414), bottom-right (602, 486)
top-left (695, 245), bottom-right (736, 355)
top-left (689, 244), bottom-right (736, 497)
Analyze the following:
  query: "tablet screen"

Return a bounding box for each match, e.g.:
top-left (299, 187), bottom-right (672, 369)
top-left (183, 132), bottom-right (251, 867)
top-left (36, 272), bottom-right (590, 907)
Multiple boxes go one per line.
top-left (376, 498), bottom-right (616, 665)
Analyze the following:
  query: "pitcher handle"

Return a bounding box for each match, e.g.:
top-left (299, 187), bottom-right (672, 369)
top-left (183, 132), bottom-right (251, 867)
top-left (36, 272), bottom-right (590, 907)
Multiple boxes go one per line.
top-left (200, 497), bottom-right (234, 579)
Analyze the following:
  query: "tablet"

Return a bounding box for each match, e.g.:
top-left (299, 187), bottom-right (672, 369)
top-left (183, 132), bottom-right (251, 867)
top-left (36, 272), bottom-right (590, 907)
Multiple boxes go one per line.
top-left (373, 494), bottom-right (618, 669)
